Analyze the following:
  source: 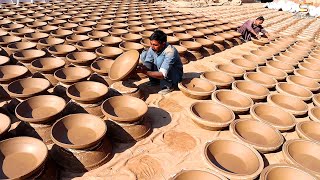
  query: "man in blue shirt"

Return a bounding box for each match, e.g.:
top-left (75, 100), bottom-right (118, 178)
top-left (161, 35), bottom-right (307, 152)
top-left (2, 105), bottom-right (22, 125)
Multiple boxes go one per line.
top-left (137, 30), bottom-right (183, 95)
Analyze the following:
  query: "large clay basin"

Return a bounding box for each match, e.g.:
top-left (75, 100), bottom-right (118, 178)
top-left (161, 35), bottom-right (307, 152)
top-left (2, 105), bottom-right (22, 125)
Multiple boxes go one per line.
top-left (0, 56), bottom-right (10, 66)
top-left (95, 47), bottom-right (123, 59)
top-left (37, 37), bottom-right (65, 50)
top-left (65, 35), bottom-right (90, 44)
top-left (286, 75), bottom-right (320, 92)
top-left (99, 36), bottom-right (122, 47)
top-left (267, 94), bottom-right (308, 116)
top-left (67, 81), bottom-right (108, 104)
top-left (119, 42), bottom-right (144, 53)
top-left (200, 71), bottom-right (234, 89)
top-left (266, 61), bottom-right (294, 74)
top-left (296, 121), bottom-right (320, 142)
top-left (66, 51), bottom-right (97, 66)
top-left (0, 65), bottom-right (29, 84)
top-left (299, 62), bottom-right (320, 72)
top-left (214, 64), bottom-right (245, 79)
top-left (1, 23), bottom-right (24, 31)
top-left (178, 78), bottom-right (216, 100)
top-left (257, 66), bottom-right (287, 81)
top-left (273, 55), bottom-right (299, 66)
top-left (276, 82), bottom-right (313, 101)
top-left (232, 81), bottom-right (269, 102)
top-left (13, 49), bottom-right (46, 63)
top-left (206, 35), bottom-right (225, 44)
top-left (91, 59), bottom-right (114, 76)
top-left (87, 30), bottom-right (110, 39)
top-left (50, 29), bottom-right (73, 38)
top-left (230, 58), bottom-right (257, 72)
top-left (252, 38), bottom-right (270, 46)
top-left (59, 22), bottom-right (78, 30)
top-left (250, 49), bottom-right (273, 60)
top-left (121, 33), bottom-right (142, 43)
top-left (79, 21), bottom-right (97, 27)
top-left (174, 33), bottom-right (193, 41)
top-left (108, 28), bottom-right (128, 36)
top-left (139, 31), bottom-right (153, 39)
top-left (31, 57), bottom-right (65, 73)
top-left (24, 32), bottom-right (49, 42)
top-left (194, 38), bottom-right (214, 48)
top-left (54, 67), bottom-right (91, 85)
top-left (7, 78), bottom-right (50, 99)
top-left (47, 44), bottom-right (77, 57)
top-left (7, 42), bottom-right (37, 55)
top-left (0, 36), bottom-right (22, 46)
top-left (10, 28), bottom-right (35, 37)
top-left (180, 41), bottom-right (202, 51)
top-left (75, 40), bottom-right (102, 52)
top-left (127, 26), bottom-right (146, 34)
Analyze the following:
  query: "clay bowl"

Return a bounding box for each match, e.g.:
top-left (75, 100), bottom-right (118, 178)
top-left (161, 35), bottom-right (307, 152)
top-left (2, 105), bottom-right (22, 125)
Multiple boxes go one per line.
top-left (266, 61), bottom-right (294, 74)
top-left (0, 36), bottom-right (22, 46)
top-left (299, 62), bottom-right (320, 72)
top-left (189, 101), bottom-right (235, 130)
top-left (212, 90), bottom-right (253, 114)
top-left (178, 78), bottom-right (216, 100)
top-left (169, 26), bottom-right (186, 33)
top-left (91, 59), bottom-right (114, 76)
top-left (296, 121), bottom-right (320, 142)
top-left (171, 170), bottom-right (227, 180)
top-left (309, 106), bottom-right (320, 122)
top-left (252, 38), bottom-right (270, 46)
top-left (95, 47), bottom-right (123, 59)
top-left (87, 31), bottom-right (110, 39)
top-left (27, 21), bottom-right (47, 29)
top-left (230, 58), bottom-right (257, 72)
top-left (50, 29), bottom-right (73, 38)
top-left (286, 75), bottom-right (320, 92)
top-left (67, 81), bottom-right (108, 104)
top-left (47, 44), bottom-right (77, 57)
top-left (304, 57), bottom-right (320, 65)
top-left (273, 55), bottom-right (299, 67)
top-left (257, 66), bottom-right (287, 81)
top-left (24, 32), bottom-right (49, 42)
top-left (174, 33), bottom-right (193, 41)
top-left (242, 54), bottom-right (266, 66)
top-left (37, 38), bottom-right (65, 50)
top-left (15, 95), bottom-right (66, 123)
top-left (232, 81), bottom-right (269, 102)
top-left (13, 49), bottom-right (46, 63)
top-left (143, 24), bottom-right (159, 31)
top-left (200, 71), bottom-right (234, 89)
top-left (65, 35), bottom-right (90, 44)
top-left (75, 40), bottom-right (102, 52)
top-left (59, 22), bottom-right (78, 30)
top-left (31, 57), bottom-right (65, 74)
top-left (139, 31), bottom-right (153, 39)
top-left (112, 22), bottom-right (128, 29)
top-left (99, 36), bottom-right (122, 47)
top-left (108, 50), bottom-right (139, 81)
top-left (250, 49), bottom-right (273, 60)
top-left (287, 47), bottom-right (310, 58)
top-left (119, 42), bottom-right (144, 53)
top-left (54, 67), bottom-right (91, 85)
top-left (0, 65), bottom-right (29, 84)
top-left (204, 139), bottom-right (263, 180)
top-left (108, 28), bottom-right (128, 37)
top-left (101, 95), bottom-right (148, 123)
top-left (282, 139), bottom-right (320, 177)
top-left (267, 94), bottom-right (308, 116)
top-left (250, 103), bottom-right (296, 131)
top-left (10, 27), bottom-right (35, 37)
top-left (230, 119), bottom-right (284, 153)
top-left (294, 69), bottom-right (320, 82)
top-left (180, 41), bottom-right (202, 51)
top-left (1, 23), bottom-right (24, 31)
top-left (214, 64), bottom-right (245, 79)
top-left (276, 82), bottom-right (313, 102)
top-left (7, 41), bottom-right (37, 54)
top-left (141, 38), bottom-right (151, 49)
top-left (0, 56), bottom-right (10, 66)
top-left (167, 36), bottom-right (180, 45)
top-left (186, 30), bottom-right (205, 38)
top-left (66, 52), bottom-right (97, 66)
top-left (194, 38), bottom-right (214, 48)
top-left (0, 137), bottom-right (48, 180)
top-left (7, 78), bottom-right (50, 99)
top-left (72, 26), bottom-right (93, 35)
top-left (310, 53), bottom-right (320, 60)
top-left (0, 113), bottom-right (11, 138)
top-left (259, 164), bottom-right (318, 180)
top-left (79, 21), bottom-right (97, 27)
top-left (121, 33), bottom-right (142, 43)
top-left (51, 113), bottom-right (106, 150)
top-left (281, 51), bottom-right (302, 62)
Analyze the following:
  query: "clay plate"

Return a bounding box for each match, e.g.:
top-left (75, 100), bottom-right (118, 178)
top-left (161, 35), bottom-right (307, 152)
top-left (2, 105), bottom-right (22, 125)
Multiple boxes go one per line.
top-left (232, 80), bottom-right (269, 102)
top-left (276, 82), bottom-right (313, 101)
top-left (67, 81), bottom-right (108, 104)
top-left (54, 67), bottom-right (91, 84)
top-left (200, 71), bottom-right (234, 89)
top-left (296, 121), bottom-right (320, 142)
top-left (171, 170), bottom-right (227, 180)
top-left (7, 78), bottom-right (50, 99)
top-left (178, 78), bottom-right (216, 100)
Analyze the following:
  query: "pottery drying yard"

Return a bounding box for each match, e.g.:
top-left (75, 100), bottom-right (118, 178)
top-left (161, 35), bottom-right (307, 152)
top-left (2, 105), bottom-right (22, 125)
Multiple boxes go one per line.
top-left (0, 0), bottom-right (320, 179)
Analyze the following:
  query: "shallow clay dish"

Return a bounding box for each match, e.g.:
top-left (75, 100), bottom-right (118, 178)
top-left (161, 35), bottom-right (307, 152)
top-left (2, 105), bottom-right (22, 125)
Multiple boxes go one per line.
top-left (296, 121), bottom-right (320, 142)
top-left (31, 57), bottom-right (65, 73)
top-left (0, 137), bottom-right (48, 180)
top-left (7, 42), bottom-right (37, 54)
top-left (0, 56), bottom-right (9, 66)
top-left (232, 81), bottom-right (269, 102)
top-left (299, 62), bottom-right (320, 72)
top-left (286, 75), bottom-right (320, 92)
top-left (242, 54), bottom-right (266, 66)
top-left (252, 38), bottom-right (269, 46)
top-left (54, 67), bottom-right (91, 84)
top-left (75, 40), bottom-right (102, 52)
top-left (65, 34), bottom-right (90, 44)
top-left (171, 170), bottom-right (227, 180)
top-left (313, 94), bottom-right (320, 106)
top-left (67, 81), bottom-right (108, 104)
top-left (276, 82), bottom-right (313, 101)
top-left (37, 37), bottom-right (65, 50)
top-left (273, 55), bottom-right (299, 66)
top-left (24, 32), bottom-right (49, 42)
top-left (15, 95), bottom-right (66, 123)
top-left (309, 107), bottom-right (320, 122)
top-left (51, 113), bottom-right (107, 149)
top-left (205, 139), bottom-right (263, 180)
top-left (0, 65), bottom-right (29, 84)
top-left (108, 50), bottom-right (139, 81)
top-left (178, 78), bottom-right (216, 100)
top-left (214, 64), bottom-right (245, 79)
top-left (266, 61), bottom-right (294, 74)
top-left (189, 101), bottom-right (235, 130)
top-left (99, 36), bottom-right (122, 47)
top-left (230, 58), bottom-right (257, 71)
top-left (119, 42), bottom-right (144, 53)
top-left (282, 139), bottom-right (320, 177)
top-left (13, 49), bottom-right (46, 63)
top-left (259, 164), bottom-right (318, 180)
top-left (257, 66), bottom-right (287, 81)
top-left (0, 113), bottom-right (11, 138)
top-left (48, 44), bottom-right (77, 57)
top-left (91, 59), bottom-right (114, 76)
top-left (267, 94), bottom-right (308, 116)
top-left (212, 90), bottom-right (253, 114)
top-left (7, 78), bottom-right (50, 99)
top-left (66, 51), bottom-right (97, 66)
top-left (95, 46), bottom-right (123, 59)
top-left (230, 119), bottom-right (284, 153)
top-left (101, 95), bottom-right (148, 123)
top-left (200, 71), bottom-right (234, 89)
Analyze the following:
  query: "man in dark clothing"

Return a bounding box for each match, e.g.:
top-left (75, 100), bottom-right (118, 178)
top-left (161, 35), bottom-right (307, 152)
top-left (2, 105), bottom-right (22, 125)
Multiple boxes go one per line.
top-left (237, 16), bottom-right (271, 42)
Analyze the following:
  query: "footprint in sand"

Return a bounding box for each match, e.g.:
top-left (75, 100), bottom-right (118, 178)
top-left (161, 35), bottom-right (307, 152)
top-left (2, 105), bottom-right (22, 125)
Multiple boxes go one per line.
top-left (163, 131), bottom-right (196, 152)
top-left (126, 155), bottom-right (163, 180)
top-left (158, 98), bottom-right (183, 113)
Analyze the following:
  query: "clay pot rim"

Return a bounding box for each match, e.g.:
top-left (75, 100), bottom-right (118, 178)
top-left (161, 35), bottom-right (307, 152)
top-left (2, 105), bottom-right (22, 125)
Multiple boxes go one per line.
top-left (276, 82), bottom-right (313, 101)
top-left (242, 54), bottom-right (266, 65)
top-left (0, 65), bottom-right (29, 82)
top-left (54, 67), bottom-right (91, 83)
top-left (170, 169), bottom-right (228, 180)
top-left (51, 113), bottom-right (107, 150)
top-left (75, 40), bottom-right (102, 50)
top-left (232, 80), bottom-right (269, 100)
top-left (200, 71), bottom-right (234, 87)
top-left (31, 57), bottom-right (65, 72)
top-left (267, 93), bottom-right (308, 116)
top-left (296, 121), bottom-right (320, 142)
top-left (0, 113), bottom-right (11, 136)
top-left (7, 78), bottom-right (51, 98)
top-left (260, 164), bottom-right (318, 180)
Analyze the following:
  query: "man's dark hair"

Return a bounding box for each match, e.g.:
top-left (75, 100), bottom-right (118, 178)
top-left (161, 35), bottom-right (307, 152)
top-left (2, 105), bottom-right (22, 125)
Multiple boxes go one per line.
top-left (256, 16), bottom-right (265, 21)
top-left (149, 29), bottom-right (167, 44)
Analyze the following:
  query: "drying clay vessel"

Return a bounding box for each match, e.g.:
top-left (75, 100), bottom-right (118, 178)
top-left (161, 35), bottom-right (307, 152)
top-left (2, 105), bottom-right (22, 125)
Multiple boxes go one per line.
top-left (91, 59), bottom-right (114, 76)
top-left (242, 54), bottom-right (266, 66)
top-left (13, 49), bottom-right (46, 63)
top-left (294, 69), bottom-right (320, 82)
top-left (0, 65), bottom-right (29, 85)
top-left (232, 80), bottom-right (269, 102)
top-left (286, 75), bottom-right (320, 92)
top-left (95, 46), bottom-right (123, 59)
top-left (75, 40), bottom-right (102, 52)
top-left (171, 170), bottom-right (227, 180)
top-left (257, 66), bottom-right (287, 81)
top-left (65, 35), bottom-right (90, 44)
top-left (178, 78), bottom-right (216, 100)
top-left (47, 44), bottom-right (77, 58)
top-left (200, 71), bottom-right (234, 89)
top-left (230, 58), bottom-right (257, 72)
top-left (267, 94), bottom-right (308, 116)
top-left (0, 113), bottom-right (11, 138)
top-left (66, 52), bottom-right (97, 66)
top-left (54, 67), bottom-right (91, 86)
top-left (119, 42), bottom-right (144, 53)
top-left (7, 78), bottom-right (50, 99)
top-left (296, 121), bottom-right (320, 142)
top-left (266, 61), bottom-right (294, 74)
top-left (214, 64), bottom-right (245, 79)
top-left (37, 38), bottom-right (65, 50)
top-left (276, 82), bottom-right (313, 102)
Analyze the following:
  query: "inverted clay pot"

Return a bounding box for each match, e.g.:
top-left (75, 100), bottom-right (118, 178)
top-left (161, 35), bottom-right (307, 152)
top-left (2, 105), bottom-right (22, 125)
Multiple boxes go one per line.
top-left (286, 75), bottom-right (320, 92)
top-left (230, 58), bottom-right (257, 72)
top-left (0, 65), bottom-right (29, 84)
top-left (0, 113), bottom-right (11, 138)
top-left (200, 71), bottom-right (234, 89)
top-left (214, 64), bottom-right (245, 79)
top-left (296, 121), bottom-right (320, 142)
top-left (232, 80), bottom-right (269, 102)
top-left (7, 78), bottom-right (50, 99)
top-left (267, 94), bottom-right (308, 116)
top-left (13, 49), bottom-right (46, 63)
top-left (54, 67), bottom-right (91, 85)
top-left (171, 170), bottom-right (227, 180)
top-left (276, 82), bottom-right (313, 101)
top-left (178, 78), bottom-right (216, 100)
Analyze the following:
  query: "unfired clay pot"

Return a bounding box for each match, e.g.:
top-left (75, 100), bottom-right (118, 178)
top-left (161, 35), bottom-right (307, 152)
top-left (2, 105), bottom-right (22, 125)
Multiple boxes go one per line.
top-left (37, 38), bottom-right (65, 50)
top-left (66, 51), bottom-right (97, 66)
top-left (13, 49), bottom-right (46, 63)
top-left (266, 61), bottom-right (294, 74)
top-left (170, 170), bottom-right (227, 180)
top-left (309, 107), bottom-right (320, 122)
top-left (7, 78), bottom-right (50, 99)
top-left (200, 71), bottom-right (234, 89)
top-left (257, 66), bottom-right (287, 81)
top-left (232, 80), bottom-right (269, 102)
top-left (65, 35), bottom-right (90, 44)
top-left (286, 75), bottom-right (320, 92)
top-left (0, 113), bottom-right (11, 138)
top-left (267, 93), bottom-right (308, 116)
top-left (230, 58), bottom-right (257, 72)
top-left (54, 67), bottom-right (91, 86)
top-left (214, 64), bottom-right (245, 79)
top-left (296, 121), bottom-right (320, 142)
top-left (0, 65), bottom-right (29, 85)
top-left (75, 40), bottom-right (102, 52)
top-left (276, 82), bottom-right (313, 102)
top-left (242, 54), bottom-right (266, 66)
top-left (178, 78), bottom-right (216, 100)
top-left (47, 44), bottom-right (77, 57)
top-left (119, 42), bottom-right (144, 53)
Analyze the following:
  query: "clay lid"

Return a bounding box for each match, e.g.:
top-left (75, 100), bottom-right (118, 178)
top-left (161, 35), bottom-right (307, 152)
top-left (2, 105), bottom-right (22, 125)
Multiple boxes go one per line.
top-left (99, 36), bottom-right (122, 46)
top-left (194, 38), bottom-right (214, 48)
top-left (178, 78), bottom-right (216, 99)
top-left (257, 66), bottom-right (287, 81)
top-left (232, 81), bottom-right (269, 101)
top-left (294, 69), bottom-right (320, 82)
top-left (206, 35), bottom-right (225, 43)
top-left (119, 42), bottom-right (144, 52)
top-left (214, 64), bottom-right (245, 78)
top-left (260, 164), bottom-right (318, 180)
top-left (250, 103), bottom-right (296, 131)
top-left (51, 113), bottom-right (106, 149)
top-left (296, 121), bottom-right (320, 142)
top-left (91, 59), bottom-right (114, 76)
top-left (266, 61), bottom-right (294, 73)
top-left (267, 94), bottom-right (308, 116)
top-left (139, 31), bottom-right (154, 38)
top-left (31, 57), bottom-right (65, 73)
top-left (67, 81), bottom-right (108, 104)
top-left (212, 90), bottom-right (253, 113)
top-left (230, 118), bottom-right (284, 153)
top-left (54, 67), bottom-right (91, 84)
top-left (59, 22), bottom-right (78, 30)
top-left (282, 139), bottom-right (320, 177)
top-left (108, 28), bottom-right (128, 36)
top-left (1, 23), bottom-right (24, 31)
top-left (0, 113), bottom-right (11, 137)
top-left (48, 44), bottom-right (76, 56)
top-left (7, 41), bottom-right (37, 52)
top-left (0, 137), bottom-right (48, 179)
top-left (171, 170), bottom-right (227, 180)
top-left (95, 46), bottom-right (123, 59)
top-left (174, 33), bottom-right (193, 41)
top-left (75, 40), bottom-right (102, 51)
top-left (24, 32), bottom-right (49, 42)
top-left (66, 51), bottom-right (97, 66)
top-left (276, 82), bottom-right (313, 101)
top-left (242, 54), bottom-right (266, 65)
top-left (204, 139), bottom-right (263, 179)
top-left (121, 33), bottom-right (142, 42)
top-left (38, 37), bottom-right (64, 48)
top-left (50, 29), bottom-right (73, 38)
top-left (286, 75), bottom-right (320, 92)
top-left (0, 35), bottom-right (22, 46)
top-left (13, 49), bottom-right (46, 63)
top-left (200, 71), bottom-right (234, 88)
top-left (0, 56), bottom-right (10, 66)
top-left (10, 27), bottom-right (35, 36)
top-left (299, 62), bottom-right (320, 72)
top-left (230, 58), bottom-right (257, 71)
top-left (15, 95), bottom-right (66, 123)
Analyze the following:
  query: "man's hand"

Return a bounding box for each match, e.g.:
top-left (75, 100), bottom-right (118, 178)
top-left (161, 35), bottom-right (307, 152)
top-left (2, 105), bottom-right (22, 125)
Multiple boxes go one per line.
top-left (256, 34), bottom-right (261, 39)
top-left (136, 64), bottom-right (148, 74)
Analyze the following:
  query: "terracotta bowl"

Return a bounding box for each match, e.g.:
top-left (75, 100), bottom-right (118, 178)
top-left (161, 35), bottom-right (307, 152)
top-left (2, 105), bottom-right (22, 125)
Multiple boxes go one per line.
top-left (10, 28), bottom-right (35, 37)
top-left (273, 55), bottom-right (299, 67)
top-left (37, 38), bottom-right (65, 50)
top-left (1, 23), bottom-right (24, 31)
top-left (7, 78), bottom-right (50, 99)
top-left (194, 38), bottom-right (214, 48)
top-left (313, 94), bottom-right (320, 106)
top-left (252, 38), bottom-right (269, 46)
top-left (50, 29), bottom-right (73, 38)
top-left (286, 75), bottom-right (320, 92)
top-left (65, 34), bottom-right (90, 44)
top-left (15, 95), bottom-right (66, 123)
top-left (54, 67), bottom-right (91, 84)
top-left (59, 22), bottom-right (78, 30)
top-left (250, 49), bottom-right (273, 60)
top-left (304, 57), bottom-right (320, 65)
top-left (108, 50), bottom-right (139, 81)
top-left (250, 103), bottom-right (296, 131)
top-left (75, 40), bottom-right (102, 52)
top-left (242, 54), bottom-right (266, 66)
top-left (0, 36), bottom-right (22, 46)
top-left (0, 113), bottom-right (11, 138)
top-left (119, 42), bottom-right (144, 53)
top-left (24, 32), bottom-right (49, 42)
top-left (108, 28), bottom-right (128, 36)
top-left (200, 71), bottom-right (234, 89)
top-left (121, 33), bottom-right (142, 42)
top-left (139, 31), bottom-right (153, 39)
top-left (230, 58), bottom-right (257, 72)
top-left (31, 57), bottom-right (65, 73)
top-left (7, 41), bottom-right (37, 54)
top-left (281, 51), bottom-right (302, 62)
top-left (299, 62), bottom-right (320, 72)
top-left (266, 61), bottom-right (294, 74)
top-left (296, 121), bottom-right (320, 142)
top-left (72, 26), bottom-right (93, 35)
top-left (286, 47), bottom-right (310, 58)
top-left (212, 90), bottom-right (253, 114)
top-left (91, 59), bottom-right (114, 76)
top-left (99, 36), bottom-right (122, 47)
top-left (309, 107), bottom-right (320, 122)
top-left (259, 164), bottom-right (318, 180)
top-left (0, 65), bottom-right (29, 84)
top-left (282, 139), bottom-right (320, 177)
top-left (87, 30), bottom-right (110, 39)
top-left (174, 33), bottom-right (193, 41)
top-left (171, 170), bottom-right (227, 180)
top-left (48, 44), bottom-right (77, 57)
top-left (0, 56), bottom-right (10, 66)
top-left (276, 82), bottom-right (313, 101)
top-left (67, 81), bottom-right (108, 104)
top-left (66, 52), bottom-right (97, 66)
top-left (36, 25), bottom-right (58, 33)
top-left (178, 78), bottom-right (216, 100)
top-left (51, 113), bottom-right (107, 149)
top-left (267, 94), bottom-right (308, 116)
top-left (205, 139), bottom-right (263, 180)
top-left (0, 137), bottom-right (48, 180)
top-left (257, 66), bottom-right (287, 81)
top-left (206, 35), bottom-right (225, 44)
top-left (230, 119), bottom-right (284, 153)
top-left (232, 81), bottom-right (269, 102)
top-left (101, 95), bottom-right (148, 123)
top-left (214, 64), bottom-right (245, 79)
top-left (13, 49), bottom-right (46, 63)
top-left (189, 101), bottom-right (235, 130)
top-left (95, 46), bottom-right (123, 60)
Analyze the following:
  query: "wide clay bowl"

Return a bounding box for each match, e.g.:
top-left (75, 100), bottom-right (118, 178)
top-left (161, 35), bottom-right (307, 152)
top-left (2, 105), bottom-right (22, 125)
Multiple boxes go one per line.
top-left (0, 137), bottom-right (48, 180)
top-left (67, 81), bottom-right (108, 104)
top-left (171, 170), bottom-right (227, 180)
top-left (189, 101), bottom-right (235, 130)
top-left (242, 54), bottom-right (266, 66)
top-left (0, 65), bottom-right (29, 84)
top-left (214, 64), bottom-right (245, 79)
top-left (313, 94), bottom-right (320, 106)
top-left (119, 42), bottom-right (144, 53)
top-left (87, 30), bottom-right (109, 39)
top-left (37, 38), bottom-right (65, 50)
top-left (54, 67), bottom-right (91, 84)
top-left (51, 113), bottom-right (107, 150)
top-left (266, 61), bottom-right (294, 74)
top-left (7, 42), bottom-right (37, 54)
top-left (101, 95), bottom-right (148, 123)
top-left (286, 75), bottom-right (320, 92)
top-left (205, 139), bottom-right (263, 180)
top-left (0, 113), bottom-right (11, 138)
top-left (230, 58), bottom-right (257, 72)
top-left (194, 38), bottom-right (214, 48)
top-left (91, 59), bottom-right (114, 76)
top-left (1, 23), bottom-right (24, 31)
top-left (257, 46), bottom-right (279, 56)
top-left (13, 49), bottom-right (46, 63)
top-left (232, 81), bottom-right (269, 102)
top-left (66, 51), bottom-right (97, 66)
top-left (96, 47), bottom-right (123, 59)
top-left (121, 33), bottom-right (142, 42)
top-left (50, 29), bottom-right (73, 38)
top-left (48, 44), bottom-right (77, 57)
top-left (250, 103), bottom-right (296, 131)
top-left (299, 62), bottom-right (320, 72)
top-left (178, 78), bottom-right (216, 100)
top-left (15, 95), bottom-right (66, 123)
top-left (309, 107), bottom-right (320, 122)
top-left (31, 57), bottom-right (65, 73)
top-left (99, 36), bottom-right (122, 47)
top-left (230, 119), bottom-right (284, 153)
top-left (257, 66), bottom-right (287, 81)
top-left (75, 40), bottom-right (102, 52)
top-left (276, 82), bottom-right (313, 101)
top-left (296, 121), bottom-right (320, 142)
top-left (139, 31), bottom-right (153, 39)
top-left (24, 32), bottom-right (49, 42)
top-left (108, 28), bottom-right (128, 36)
top-left (7, 78), bottom-right (50, 99)
top-left (200, 71), bottom-right (234, 89)
top-left (206, 35), bottom-right (225, 43)
top-left (65, 34), bottom-right (90, 44)
top-left (252, 38), bottom-right (269, 46)
top-left (212, 90), bottom-right (253, 114)
top-left (282, 139), bottom-right (320, 177)
top-left (108, 50), bottom-right (139, 81)
top-left (0, 56), bottom-right (9, 66)
top-left (259, 164), bottom-right (318, 180)
top-left (267, 94), bottom-right (308, 116)
top-left (10, 28), bottom-right (35, 37)
top-left (273, 55), bottom-right (299, 66)
top-left (179, 41), bottom-right (201, 51)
